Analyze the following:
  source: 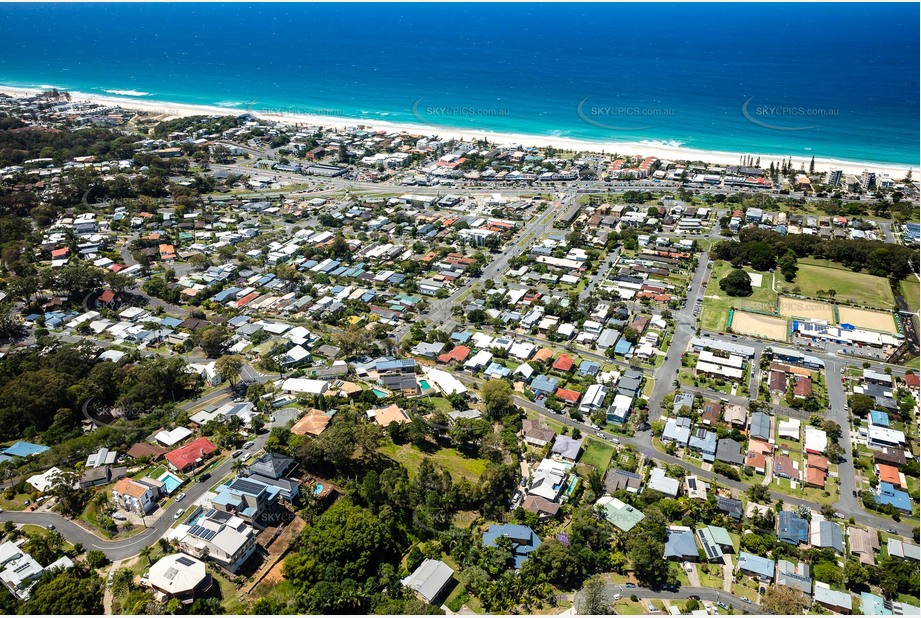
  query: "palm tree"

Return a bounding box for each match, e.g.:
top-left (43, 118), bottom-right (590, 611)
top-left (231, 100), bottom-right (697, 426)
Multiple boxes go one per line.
top-left (139, 546), bottom-right (152, 566)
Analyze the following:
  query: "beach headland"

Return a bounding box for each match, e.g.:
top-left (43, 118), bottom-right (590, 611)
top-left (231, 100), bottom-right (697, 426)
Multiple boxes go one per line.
top-left (1, 85), bottom-right (913, 178)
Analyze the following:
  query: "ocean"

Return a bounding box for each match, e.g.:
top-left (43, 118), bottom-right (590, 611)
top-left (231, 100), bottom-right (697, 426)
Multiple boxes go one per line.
top-left (0, 2), bottom-right (917, 167)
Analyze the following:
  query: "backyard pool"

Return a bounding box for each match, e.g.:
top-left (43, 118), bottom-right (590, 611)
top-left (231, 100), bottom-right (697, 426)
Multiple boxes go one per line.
top-left (314, 483), bottom-right (324, 495)
top-left (158, 472), bottom-right (183, 494)
top-left (371, 388), bottom-right (389, 398)
top-left (419, 380), bottom-right (431, 391)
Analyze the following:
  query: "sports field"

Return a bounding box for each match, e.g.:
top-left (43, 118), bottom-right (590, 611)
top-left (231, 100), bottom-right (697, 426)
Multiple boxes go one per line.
top-left (778, 296), bottom-right (835, 322)
top-left (701, 261), bottom-right (777, 332)
top-left (730, 311), bottom-right (789, 341)
top-left (791, 260), bottom-right (894, 310)
top-left (837, 306), bottom-right (899, 335)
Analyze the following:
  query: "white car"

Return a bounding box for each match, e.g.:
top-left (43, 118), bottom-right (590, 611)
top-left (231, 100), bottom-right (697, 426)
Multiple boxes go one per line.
top-left (175, 492), bottom-right (186, 502)
top-left (174, 508), bottom-right (185, 520)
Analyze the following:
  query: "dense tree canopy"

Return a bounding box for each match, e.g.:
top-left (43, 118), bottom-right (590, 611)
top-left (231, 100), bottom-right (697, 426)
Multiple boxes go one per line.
top-left (719, 268), bottom-right (753, 297)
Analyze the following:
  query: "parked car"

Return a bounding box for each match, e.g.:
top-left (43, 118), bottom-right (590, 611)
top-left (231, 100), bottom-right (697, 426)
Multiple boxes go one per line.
top-left (175, 492), bottom-right (186, 502)
top-left (198, 473), bottom-right (211, 483)
top-left (625, 583), bottom-right (636, 589)
top-left (688, 595), bottom-right (700, 601)
top-left (232, 450), bottom-right (243, 458)
top-left (47, 524), bottom-right (55, 531)
top-left (741, 597), bottom-right (752, 604)
top-left (174, 508), bottom-right (185, 520)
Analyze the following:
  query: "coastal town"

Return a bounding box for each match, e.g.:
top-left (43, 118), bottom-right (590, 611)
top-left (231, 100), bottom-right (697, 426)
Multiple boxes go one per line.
top-left (0, 89), bottom-right (917, 616)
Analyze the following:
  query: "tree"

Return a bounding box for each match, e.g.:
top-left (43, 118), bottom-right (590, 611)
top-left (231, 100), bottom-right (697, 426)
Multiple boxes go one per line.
top-left (760, 585), bottom-right (807, 614)
top-left (578, 575), bottom-right (610, 614)
top-left (47, 470), bottom-right (88, 517)
top-left (85, 550), bottom-right (110, 569)
top-left (627, 536), bottom-right (670, 587)
top-left (20, 566), bottom-right (103, 614)
top-left (481, 379), bottom-right (514, 420)
top-left (848, 394), bottom-right (874, 417)
top-left (215, 354), bottom-right (244, 386)
top-left (719, 268), bottom-right (753, 297)
top-left (198, 326), bottom-right (230, 358)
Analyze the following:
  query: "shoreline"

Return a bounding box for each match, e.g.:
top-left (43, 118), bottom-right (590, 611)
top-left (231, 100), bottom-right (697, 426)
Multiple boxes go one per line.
top-left (1, 85), bottom-right (915, 178)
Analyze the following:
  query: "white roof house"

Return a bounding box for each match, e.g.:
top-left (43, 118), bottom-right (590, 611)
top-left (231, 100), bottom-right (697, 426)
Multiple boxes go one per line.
top-left (424, 368), bottom-right (468, 395)
top-left (148, 553), bottom-right (209, 602)
top-left (281, 378), bottom-right (329, 395)
top-left (804, 427), bottom-right (827, 453)
top-left (155, 427), bottom-right (193, 447)
top-left (26, 467), bottom-right (68, 493)
top-left (646, 467), bottom-right (680, 497)
top-left (401, 559), bottom-right (455, 604)
top-left (778, 418), bottom-right (801, 440)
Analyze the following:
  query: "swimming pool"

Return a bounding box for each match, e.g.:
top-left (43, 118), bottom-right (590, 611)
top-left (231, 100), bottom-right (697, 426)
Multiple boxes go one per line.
top-left (419, 380), bottom-right (431, 391)
top-left (158, 472), bottom-right (183, 494)
top-left (371, 388), bottom-right (389, 398)
top-left (314, 483), bottom-right (324, 495)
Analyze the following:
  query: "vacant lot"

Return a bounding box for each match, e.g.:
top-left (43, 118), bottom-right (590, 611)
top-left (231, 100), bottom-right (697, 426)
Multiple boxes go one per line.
top-left (379, 443), bottom-right (487, 482)
top-left (838, 306), bottom-right (899, 335)
top-left (701, 261), bottom-right (777, 332)
top-left (580, 438), bottom-right (616, 473)
top-left (790, 260), bottom-right (894, 309)
top-left (730, 310), bottom-right (789, 342)
top-left (778, 296), bottom-right (835, 322)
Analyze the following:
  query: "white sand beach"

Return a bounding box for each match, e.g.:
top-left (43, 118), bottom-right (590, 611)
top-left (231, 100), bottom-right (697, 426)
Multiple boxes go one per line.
top-left (1, 85), bottom-right (913, 178)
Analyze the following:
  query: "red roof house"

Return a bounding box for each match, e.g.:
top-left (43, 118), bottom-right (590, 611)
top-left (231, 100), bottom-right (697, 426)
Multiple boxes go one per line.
top-left (555, 388), bottom-right (581, 405)
top-left (437, 345), bottom-right (471, 364)
top-left (552, 354), bottom-right (575, 372)
top-left (165, 437), bottom-right (217, 472)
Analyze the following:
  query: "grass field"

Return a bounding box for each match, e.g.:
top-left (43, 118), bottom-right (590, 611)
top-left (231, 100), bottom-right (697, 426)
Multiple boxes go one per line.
top-left (900, 278), bottom-right (920, 313)
top-left (787, 259), bottom-right (894, 309)
top-left (580, 438), bottom-right (615, 473)
top-left (701, 261), bottom-right (777, 332)
top-left (379, 443), bottom-right (487, 482)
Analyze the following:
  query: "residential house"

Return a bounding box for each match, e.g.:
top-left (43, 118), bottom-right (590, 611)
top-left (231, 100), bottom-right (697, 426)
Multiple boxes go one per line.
top-left (778, 511), bottom-right (809, 545)
top-left (664, 527), bottom-right (699, 561)
top-left (147, 554), bottom-right (211, 604)
top-left (551, 435), bottom-right (583, 463)
top-left (174, 509), bottom-right (258, 573)
top-left (603, 469), bottom-right (642, 494)
top-left (401, 559), bottom-right (455, 605)
top-left (112, 477), bottom-right (160, 514)
top-left (522, 419), bottom-right (555, 448)
top-left (848, 526), bottom-right (879, 566)
top-left (737, 551), bottom-right (775, 582)
top-left (646, 467), bottom-right (680, 497)
top-left (482, 524), bottom-right (542, 569)
top-left (813, 583), bottom-right (852, 614)
top-left (165, 437), bottom-right (218, 473)
top-left (595, 496), bottom-right (645, 532)
top-left (776, 559), bottom-right (812, 595)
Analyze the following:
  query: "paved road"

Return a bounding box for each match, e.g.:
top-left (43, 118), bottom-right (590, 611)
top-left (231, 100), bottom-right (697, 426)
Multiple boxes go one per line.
top-left (647, 251), bottom-right (711, 418)
top-left (579, 247), bottom-right (620, 302)
top-left (590, 584), bottom-right (764, 615)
